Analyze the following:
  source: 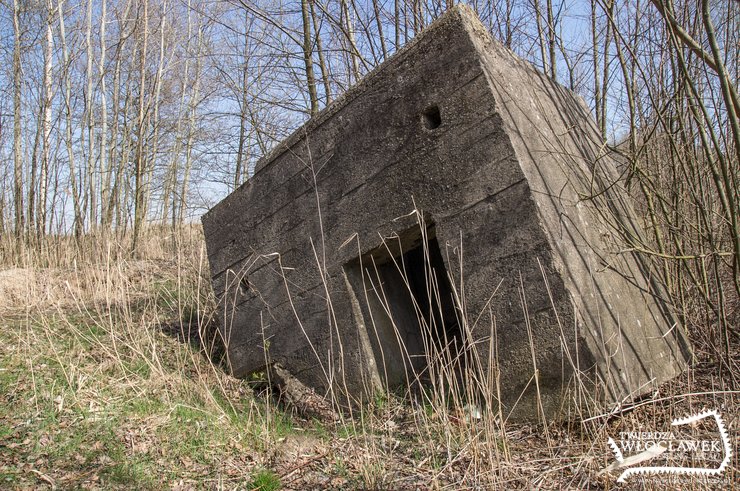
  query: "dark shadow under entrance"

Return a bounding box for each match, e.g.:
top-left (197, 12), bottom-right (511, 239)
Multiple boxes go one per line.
top-left (344, 222), bottom-right (463, 390)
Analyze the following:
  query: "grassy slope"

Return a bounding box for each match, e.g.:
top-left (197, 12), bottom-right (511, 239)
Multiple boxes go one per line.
top-left (0, 227), bottom-right (736, 490)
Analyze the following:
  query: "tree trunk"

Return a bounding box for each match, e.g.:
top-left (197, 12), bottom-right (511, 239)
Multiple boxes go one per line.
top-left (301, 0), bottom-right (319, 115)
top-left (58, 0), bottom-right (85, 240)
top-left (591, 0), bottom-right (602, 137)
top-left (12, 0), bottom-right (24, 240)
top-left (235, 10), bottom-right (249, 188)
top-left (28, 103), bottom-right (41, 241)
top-left (178, 22), bottom-right (203, 225)
top-left (132, 0), bottom-right (149, 253)
top-left (163, 0), bottom-right (191, 220)
top-left (310, 0), bottom-right (331, 105)
top-left (84, 0), bottom-right (97, 228)
top-left (394, 0), bottom-right (400, 49)
top-left (39, 0), bottom-right (54, 239)
top-left (533, 0), bottom-right (548, 75)
top-left (98, 0), bottom-right (109, 236)
top-left (546, 0), bottom-right (557, 80)
top-left (341, 0), bottom-right (361, 83)
top-left (600, 0), bottom-right (614, 140)
top-left (372, 0), bottom-right (387, 59)
top-left (144, 0), bottom-right (168, 228)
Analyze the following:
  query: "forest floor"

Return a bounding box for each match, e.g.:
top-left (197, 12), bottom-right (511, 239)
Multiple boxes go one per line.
top-left (0, 228), bottom-right (737, 490)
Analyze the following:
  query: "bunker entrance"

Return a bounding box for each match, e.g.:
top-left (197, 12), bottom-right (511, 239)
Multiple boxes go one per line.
top-left (345, 224), bottom-right (462, 390)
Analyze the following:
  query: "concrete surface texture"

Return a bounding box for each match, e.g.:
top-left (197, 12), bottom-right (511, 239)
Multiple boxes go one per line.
top-left (202, 5), bottom-right (690, 421)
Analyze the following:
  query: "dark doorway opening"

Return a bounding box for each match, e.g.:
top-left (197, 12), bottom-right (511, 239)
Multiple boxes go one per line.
top-left (344, 223), bottom-right (462, 390)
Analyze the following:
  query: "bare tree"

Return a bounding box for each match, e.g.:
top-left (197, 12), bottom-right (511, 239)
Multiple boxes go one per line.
top-left (58, 0), bottom-right (84, 240)
top-left (233, 8), bottom-right (251, 188)
top-left (310, 0), bottom-right (332, 105)
top-left (83, 0), bottom-right (97, 228)
top-left (178, 14), bottom-right (204, 226)
top-left (132, 0), bottom-right (149, 253)
top-left (301, 0), bottom-right (319, 116)
top-left (37, 0), bottom-right (54, 239)
top-left (97, 0), bottom-right (108, 236)
top-left (545, 0), bottom-right (556, 80)
top-left (12, 0), bottom-right (24, 241)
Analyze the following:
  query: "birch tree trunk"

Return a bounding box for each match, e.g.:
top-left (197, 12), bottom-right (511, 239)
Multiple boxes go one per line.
top-left (38, 0), bottom-right (54, 239)
top-left (341, 0), bottom-right (361, 83)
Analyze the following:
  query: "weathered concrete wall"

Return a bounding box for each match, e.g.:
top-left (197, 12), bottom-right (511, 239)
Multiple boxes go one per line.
top-left (202, 5), bottom-right (690, 420)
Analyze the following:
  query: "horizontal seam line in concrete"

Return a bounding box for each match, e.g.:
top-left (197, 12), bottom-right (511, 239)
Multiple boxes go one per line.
top-left (438, 178), bottom-right (527, 218)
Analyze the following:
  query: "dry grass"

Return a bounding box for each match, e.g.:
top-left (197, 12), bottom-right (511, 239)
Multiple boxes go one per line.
top-left (0, 225), bottom-right (737, 490)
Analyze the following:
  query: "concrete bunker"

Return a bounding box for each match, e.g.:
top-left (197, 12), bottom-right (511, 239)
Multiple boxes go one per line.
top-left (202, 5), bottom-right (690, 420)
